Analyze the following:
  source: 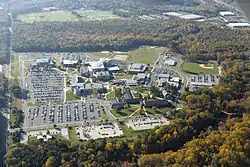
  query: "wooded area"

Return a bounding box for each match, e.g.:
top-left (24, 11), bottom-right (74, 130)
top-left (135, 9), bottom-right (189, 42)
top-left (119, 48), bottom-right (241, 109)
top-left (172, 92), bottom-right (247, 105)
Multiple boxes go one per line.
top-left (13, 19), bottom-right (249, 61)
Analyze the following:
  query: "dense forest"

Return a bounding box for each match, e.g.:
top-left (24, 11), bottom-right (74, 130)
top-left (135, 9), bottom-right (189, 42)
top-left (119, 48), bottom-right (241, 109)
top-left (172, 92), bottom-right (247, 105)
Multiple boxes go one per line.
top-left (6, 60), bottom-right (250, 167)
top-left (0, 13), bottom-right (9, 64)
top-left (138, 115), bottom-right (250, 167)
top-left (13, 19), bottom-right (249, 61)
top-left (12, 18), bottom-right (192, 52)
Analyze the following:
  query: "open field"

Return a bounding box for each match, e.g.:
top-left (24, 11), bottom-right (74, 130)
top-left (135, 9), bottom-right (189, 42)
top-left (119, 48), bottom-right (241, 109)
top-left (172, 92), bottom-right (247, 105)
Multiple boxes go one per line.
top-left (19, 11), bottom-right (78, 23)
top-left (181, 62), bottom-right (218, 74)
top-left (11, 55), bottom-right (20, 78)
top-left (75, 10), bottom-right (121, 20)
top-left (106, 91), bottom-right (116, 100)
top-left (110, 105), bottom-right (140, 118)
top-left (66, 90), bottom-right (81, 101)
top-left (19, 10), bottom-right (121, 23)
top-left (126, 46), bottom-right (166, 64)
top-left (68, 127), bottom-right (78, 143)
top-left (119, 121), bottom-right (150, 138)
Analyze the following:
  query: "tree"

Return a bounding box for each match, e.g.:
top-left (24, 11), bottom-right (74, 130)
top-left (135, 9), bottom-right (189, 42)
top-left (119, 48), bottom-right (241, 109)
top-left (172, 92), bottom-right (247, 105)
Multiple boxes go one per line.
top-left (45, 156), bottom-right (57, 167)
top-left (138, 108), bottom-right (143, 115)
top-left (53, 124), bottom-right (57, 128)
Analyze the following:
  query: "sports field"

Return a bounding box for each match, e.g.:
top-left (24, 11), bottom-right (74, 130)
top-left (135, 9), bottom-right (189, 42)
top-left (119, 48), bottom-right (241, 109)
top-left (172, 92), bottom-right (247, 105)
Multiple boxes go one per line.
top-left (127, 46), bottom-right (166, 65)
top-left (181, 62), bottom-right (218, 74)
top-left (19, 11), bottom-right (78, 23)
top-left (19, 10), bottom-right (121, 23)
top-left (75, 10), bottom-right (121, 20)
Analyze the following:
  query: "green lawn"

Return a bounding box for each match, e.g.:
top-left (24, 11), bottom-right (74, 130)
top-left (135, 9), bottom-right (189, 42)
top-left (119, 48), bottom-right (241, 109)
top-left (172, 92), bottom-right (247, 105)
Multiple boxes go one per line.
top-left (126, 46), bottom-right (166, 65)
top-left (182, 62), bottom-right (218, 74)
top-left (106, 91), bottom-right (116, 100)
top-left (145, 107), bottom-right (173, 115)
top-left (20, 11), bottom-right (78, 23)
top-left (120, 121), bottom-right (150, 138)
top-left (110, 105), bottom-right (140, 118)
top-left (130, 87), bottom-right (151, 98)
top-left (11, 55), bottom-right (20, 78)
top-left (75, 10), bottom-right (121, 20)
top-left (68, 127), bottom-right (79, 143)
top-left (9, 114), bottom-right (16, 128)
top-left (115, 74), bottom-right (133, 80)
top-left (66, 90), bottom-right (81, 101)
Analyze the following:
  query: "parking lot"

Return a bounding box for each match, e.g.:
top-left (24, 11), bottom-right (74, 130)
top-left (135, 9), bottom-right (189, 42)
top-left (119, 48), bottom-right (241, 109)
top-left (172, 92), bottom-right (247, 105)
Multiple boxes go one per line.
top-left (28, 70), bottom-right (64, 103)
top-left (24, 100), bottom-right (108, 127)
top-left (153, 67), bottom-right (175, 75)
top-left (20, 52), bottom-right (97, 62)
top-left (75, 123), bottom-right (123, 140)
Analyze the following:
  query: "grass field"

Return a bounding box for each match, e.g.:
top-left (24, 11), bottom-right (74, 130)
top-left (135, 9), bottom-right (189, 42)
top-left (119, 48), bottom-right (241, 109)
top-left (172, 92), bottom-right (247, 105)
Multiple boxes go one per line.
top-left (110, 105), bottom-right (140, 118)
top-left (75, 10), bottom-right (121, 20)
top-left (145, 107), bottom-right (173, 115)
top-left (20, 10), bottom-right (121, 23)
top-left (120, 121), bottom-right (150, 138)
top-left (11, 55), bottom-right (20, 78)
top-left (68, 127), bottom-right (78, 143)
top-left (127, 46), bottom-right (166, 65)
top-left (115, 74), bottom-right (133, 80)
top-left (106, 91), bottom-right (116, 100)
top-left (66, 90), bottom-right (81, 101)
top-left (182, 62), bottom-right (218, 74)
top-left (20, 11), bottom-right (78, 23)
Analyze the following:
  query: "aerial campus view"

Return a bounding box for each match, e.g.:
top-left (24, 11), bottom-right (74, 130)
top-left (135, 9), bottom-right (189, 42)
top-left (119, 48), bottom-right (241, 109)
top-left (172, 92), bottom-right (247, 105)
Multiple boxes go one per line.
top-left (0, 0), bottom-right (249, 167)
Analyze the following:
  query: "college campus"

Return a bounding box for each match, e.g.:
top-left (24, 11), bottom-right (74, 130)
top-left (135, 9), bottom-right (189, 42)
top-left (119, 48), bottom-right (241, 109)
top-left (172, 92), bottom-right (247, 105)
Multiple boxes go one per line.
top-left (0, 0), bottom-right (249, 166)
top-left (9, 45), bottom-right (222, 143)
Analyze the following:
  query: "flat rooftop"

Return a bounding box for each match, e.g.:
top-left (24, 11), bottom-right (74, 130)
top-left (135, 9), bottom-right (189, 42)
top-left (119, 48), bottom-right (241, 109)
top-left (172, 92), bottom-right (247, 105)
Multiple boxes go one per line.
top-left (62, 60), bottom-right (78, 65)
top-left (227, 22), bottom-right (250, 28)
top-left (179, 14), bottom-right (203, 20)
top-left (220, 11), bottom-right (235, 16)
top-left (163, 12), bottom-right (183, 17)
top-left (76, 123), bottom-right (123, 140)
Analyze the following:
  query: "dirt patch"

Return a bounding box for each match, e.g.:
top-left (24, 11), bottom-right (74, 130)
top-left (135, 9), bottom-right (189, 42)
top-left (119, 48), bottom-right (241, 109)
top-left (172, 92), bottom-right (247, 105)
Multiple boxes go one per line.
top-left (101, 51), bottom-right (110, 54)
top-left (112, 54), bottom-right (128, 61)
top-left (199, 64), bottom-right (214, 69)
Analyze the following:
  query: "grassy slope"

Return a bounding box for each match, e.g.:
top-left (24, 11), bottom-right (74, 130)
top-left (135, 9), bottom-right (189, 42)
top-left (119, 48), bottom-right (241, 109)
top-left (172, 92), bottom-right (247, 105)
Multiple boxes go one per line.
top-left (66, 90), bottom-right (81, 101)
top-left (182, 62), bottom-right (218, 74)
top-left (127, 46), bottom-right (166, 65)
top-left (110, 105), bottom-right (140, 118)
top-left (86, 52), bottom-right (110, 58)
top-left (11, 55), bottom-right (20, 78)
top-left (68, 127), bottom-right (78, 143)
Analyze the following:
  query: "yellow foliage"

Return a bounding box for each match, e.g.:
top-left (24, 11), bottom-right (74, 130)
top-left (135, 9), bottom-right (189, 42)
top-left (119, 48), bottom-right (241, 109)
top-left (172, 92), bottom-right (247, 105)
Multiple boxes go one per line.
top-left (155, 129), bottom-right (161, 135)
top-left (105, 142), bottom-right (113, 151)
top-left (173, 129), bottom-right (178, 137)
